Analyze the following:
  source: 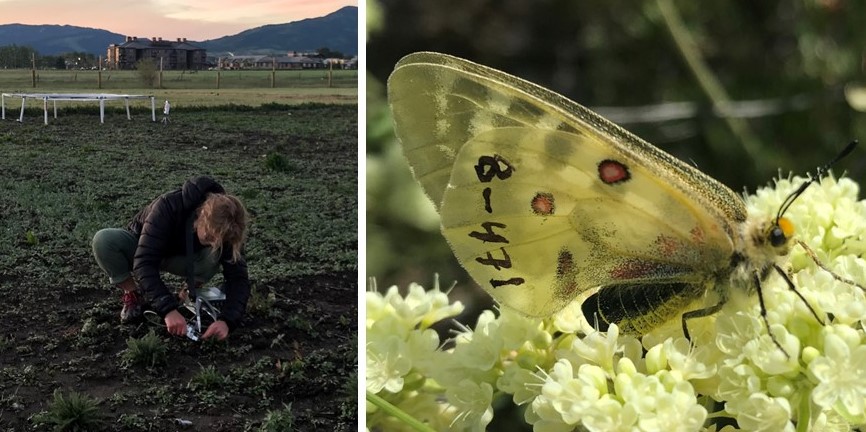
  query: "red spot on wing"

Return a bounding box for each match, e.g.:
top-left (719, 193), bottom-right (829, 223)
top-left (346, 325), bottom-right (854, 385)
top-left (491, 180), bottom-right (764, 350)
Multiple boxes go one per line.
top-left (690, 226), bottom-right (705, 244)
top-left (655, 234), bottom-right (680, 256)
top-left (531, 192), bottom-right (555, 215)
top-left (598, 159), bottom-right (631, 185)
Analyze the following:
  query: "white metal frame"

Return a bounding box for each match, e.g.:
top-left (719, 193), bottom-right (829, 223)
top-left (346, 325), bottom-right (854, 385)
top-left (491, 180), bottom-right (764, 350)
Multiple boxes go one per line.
top-left (1, 93), bottom-right (156, 125)
top-left (143, 286), bottom-right (226, 341)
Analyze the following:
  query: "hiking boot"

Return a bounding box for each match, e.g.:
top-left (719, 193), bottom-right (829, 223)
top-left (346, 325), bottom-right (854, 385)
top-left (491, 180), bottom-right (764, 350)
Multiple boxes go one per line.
top-left (120, 289), bottom-right (144, 323)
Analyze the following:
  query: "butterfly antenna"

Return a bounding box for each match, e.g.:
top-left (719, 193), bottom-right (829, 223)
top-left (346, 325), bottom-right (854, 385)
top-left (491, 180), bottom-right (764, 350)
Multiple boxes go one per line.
top-left (776, 140), bottom-right (858, 221)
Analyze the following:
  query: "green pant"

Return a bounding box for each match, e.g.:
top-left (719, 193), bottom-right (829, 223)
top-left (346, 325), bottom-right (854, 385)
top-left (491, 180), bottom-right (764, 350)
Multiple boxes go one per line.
top-left (91, 228), bottom-right (220, 285)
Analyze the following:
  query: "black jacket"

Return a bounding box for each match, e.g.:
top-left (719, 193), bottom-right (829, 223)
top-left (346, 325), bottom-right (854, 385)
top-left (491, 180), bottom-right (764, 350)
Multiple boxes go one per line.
top-left (127, 176), bottom-right (250, 330)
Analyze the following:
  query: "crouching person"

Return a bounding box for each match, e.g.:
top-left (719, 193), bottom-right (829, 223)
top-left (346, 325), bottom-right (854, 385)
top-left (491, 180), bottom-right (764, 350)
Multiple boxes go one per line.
top-left (91, 175), bottom-right (250, 340)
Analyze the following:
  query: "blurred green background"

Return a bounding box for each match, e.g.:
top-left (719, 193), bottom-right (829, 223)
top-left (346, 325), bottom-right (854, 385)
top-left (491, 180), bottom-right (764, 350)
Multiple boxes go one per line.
top-left (366, 0), bottom-right (866, 318)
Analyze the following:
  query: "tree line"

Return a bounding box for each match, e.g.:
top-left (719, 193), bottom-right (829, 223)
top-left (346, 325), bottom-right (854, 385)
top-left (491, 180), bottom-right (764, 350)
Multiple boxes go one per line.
top-left (0, 45), bottom-right (99, 69)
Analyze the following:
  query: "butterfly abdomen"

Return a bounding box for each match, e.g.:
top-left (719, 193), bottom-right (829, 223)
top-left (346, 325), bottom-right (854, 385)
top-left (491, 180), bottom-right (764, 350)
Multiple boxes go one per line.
top-left (582, 282), bottom-right (707, 335)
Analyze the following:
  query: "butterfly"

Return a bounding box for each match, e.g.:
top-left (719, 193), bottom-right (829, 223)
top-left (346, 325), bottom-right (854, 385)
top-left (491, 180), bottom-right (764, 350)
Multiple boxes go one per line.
top-left (387, 51), bottom-right (855, 345)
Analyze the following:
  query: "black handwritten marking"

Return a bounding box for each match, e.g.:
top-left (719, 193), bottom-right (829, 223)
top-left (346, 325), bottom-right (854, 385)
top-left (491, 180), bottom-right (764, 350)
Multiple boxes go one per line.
top-left (490, 277), bottom-right (526, 288)
top-left (482, 187), bottom-right (493, 213)
top-left (468, 221), bottom-right (509, 243)
top-left (476, 247), bottom-right (514, 270)
top-left (475, 154), bottom-right (515, 182)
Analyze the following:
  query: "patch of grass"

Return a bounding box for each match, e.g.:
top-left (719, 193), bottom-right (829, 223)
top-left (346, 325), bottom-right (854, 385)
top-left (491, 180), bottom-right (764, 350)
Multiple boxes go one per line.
top-left (264, 152), bottom-right (296, 173)
top-left (247, 287), bottom-right (277, 317)
top-left (227, 356), bottom-right (277, 398)
top-left (24, 230), bottom-right (38, 246)
top-left (74, 318), bottom-right (115, 350)
top-left (278, 357), bottom-right (307, 384)
top-left (120, 331), bottom-right (168, 368)
top-left (34, 389), bottom-right (104, 432)
top-left (260, 403), bottom-right (294, 432)
top-left (238, 188), bottom-right (261, 200)
top-left (107, 391), bottom-right (129, 408)
top-left (285, 314), bottom-right (315, 334)
top-left (339, 369), bottom-right (358, 425)
top-left (117, 413), bottom-right (149, 430)
top-left (131, 384), bottom-right (182, 409)
top-left (188, 364), bottom-right (226, 390)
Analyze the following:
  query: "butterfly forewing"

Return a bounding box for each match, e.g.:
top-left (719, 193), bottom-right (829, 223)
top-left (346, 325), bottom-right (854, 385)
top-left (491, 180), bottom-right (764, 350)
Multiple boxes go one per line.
top-left (390, 53), bottom-right (557, 210)
top-left (388, 52), bottom-right (750, 320)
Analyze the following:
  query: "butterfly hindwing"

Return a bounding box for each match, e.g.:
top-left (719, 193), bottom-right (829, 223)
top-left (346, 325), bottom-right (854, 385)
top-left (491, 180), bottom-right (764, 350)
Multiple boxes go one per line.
top-left (440, 126), bottom-right (732, 317)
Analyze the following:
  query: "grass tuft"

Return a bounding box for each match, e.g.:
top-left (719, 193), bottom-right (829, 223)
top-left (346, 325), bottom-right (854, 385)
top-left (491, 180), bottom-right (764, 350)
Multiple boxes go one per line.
top-left (188, 365), bottom-right (226, 390)
top-left (36, 389), bottom-right (104, 432)
top-left (24, 230), bottom-right (38, 246)
top-left (259, 403), bottom-right (294, 432)
top-left (264, 152), bottom-right (296, 173)
top-left (121, 330), bottom-right (168, 368)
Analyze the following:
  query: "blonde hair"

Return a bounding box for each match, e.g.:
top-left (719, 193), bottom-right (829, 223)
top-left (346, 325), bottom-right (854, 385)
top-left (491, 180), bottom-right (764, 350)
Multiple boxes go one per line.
top-left (194, 193), bottom-right (249, 263)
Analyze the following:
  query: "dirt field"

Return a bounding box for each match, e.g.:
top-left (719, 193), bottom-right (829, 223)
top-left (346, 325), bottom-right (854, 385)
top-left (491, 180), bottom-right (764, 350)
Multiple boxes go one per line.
top-left (0, 104), bottom-right (358, 431)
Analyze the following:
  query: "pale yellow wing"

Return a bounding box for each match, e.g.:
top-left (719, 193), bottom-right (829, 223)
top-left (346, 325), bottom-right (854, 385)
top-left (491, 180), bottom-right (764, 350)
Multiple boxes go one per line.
top-left (388, 52), bottom-right (748, 317)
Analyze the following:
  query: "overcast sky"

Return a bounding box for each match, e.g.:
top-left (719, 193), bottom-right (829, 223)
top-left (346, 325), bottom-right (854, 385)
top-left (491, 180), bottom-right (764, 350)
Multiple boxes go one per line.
top-left (0, 0), bottom-right (357, 40)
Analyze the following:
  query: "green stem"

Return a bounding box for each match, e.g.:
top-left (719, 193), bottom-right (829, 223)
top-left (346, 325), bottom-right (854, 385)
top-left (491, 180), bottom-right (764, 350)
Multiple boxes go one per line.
top-left (796, 387), bottom-right (812, 432)
top-left (366, 390), bottom-right (438, 432)
top-left (656, 0), bottom-right (764, 166)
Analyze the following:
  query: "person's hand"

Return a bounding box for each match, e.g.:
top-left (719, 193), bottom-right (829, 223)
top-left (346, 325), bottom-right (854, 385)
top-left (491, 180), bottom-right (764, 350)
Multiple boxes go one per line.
top-left (164, 310), bottom-right (187, 336)
top-left (202, 320), bottom-right (229, 341)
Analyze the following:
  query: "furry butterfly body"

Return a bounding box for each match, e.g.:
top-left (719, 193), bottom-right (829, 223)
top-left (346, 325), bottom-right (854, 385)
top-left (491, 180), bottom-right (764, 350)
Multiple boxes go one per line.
top-left (388, 52), bottom-right (804, 335)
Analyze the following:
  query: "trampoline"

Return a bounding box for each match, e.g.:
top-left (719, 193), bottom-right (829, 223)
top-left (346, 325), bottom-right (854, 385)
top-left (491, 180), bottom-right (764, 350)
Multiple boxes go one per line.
top-left (1, 93), bottom-right (156, 124)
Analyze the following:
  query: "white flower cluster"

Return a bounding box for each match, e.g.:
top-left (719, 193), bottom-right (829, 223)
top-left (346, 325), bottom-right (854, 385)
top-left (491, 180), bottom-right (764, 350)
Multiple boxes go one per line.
top-left (366, 280), bottom-right (467, 431)
top-left (366, 176), bottom-right (866, 431)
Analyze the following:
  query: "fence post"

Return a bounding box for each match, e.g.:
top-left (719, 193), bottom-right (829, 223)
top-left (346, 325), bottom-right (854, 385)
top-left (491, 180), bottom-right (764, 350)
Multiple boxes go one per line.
top-left (271, 57), bottom-right (276, 88)
top-left (31, 53), bottom-right (36, 88)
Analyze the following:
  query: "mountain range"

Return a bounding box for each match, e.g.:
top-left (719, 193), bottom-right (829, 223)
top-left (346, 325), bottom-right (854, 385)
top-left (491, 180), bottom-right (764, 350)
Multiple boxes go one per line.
top-left (0, 6), bottom-right (357, 57)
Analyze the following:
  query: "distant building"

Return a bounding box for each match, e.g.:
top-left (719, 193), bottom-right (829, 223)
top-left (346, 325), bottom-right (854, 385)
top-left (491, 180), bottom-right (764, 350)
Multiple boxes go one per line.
top-left (218, 55), bottom-right (324, 70)
top-left (345, 56), bottom-right (358, 69)
top-left (286, 50), bottom-right (319, 58)
top-left (324, 57), bottom-right (357, 69)
top-left (107, 36), bottom-right (207, 70)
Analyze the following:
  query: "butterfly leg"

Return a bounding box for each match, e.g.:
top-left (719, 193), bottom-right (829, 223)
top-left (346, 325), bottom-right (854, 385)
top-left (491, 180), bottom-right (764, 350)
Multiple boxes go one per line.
top-left (680, 301), bottom-right (724, 342)
top-left (752, 271), bottom-right (790, 359)
top-left (797, 239), bottom-right (865, 291)
top-left (772, 263), bottom-right (825, 325)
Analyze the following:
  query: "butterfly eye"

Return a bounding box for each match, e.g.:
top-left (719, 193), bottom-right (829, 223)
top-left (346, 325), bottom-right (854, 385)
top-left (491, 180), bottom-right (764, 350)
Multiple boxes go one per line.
top-left (769, 225), bottom-right (787, 247)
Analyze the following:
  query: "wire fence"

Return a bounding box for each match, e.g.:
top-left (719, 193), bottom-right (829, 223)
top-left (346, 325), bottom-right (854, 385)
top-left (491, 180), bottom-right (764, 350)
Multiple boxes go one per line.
top-left (0, 68), bottom-right (358, 90)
